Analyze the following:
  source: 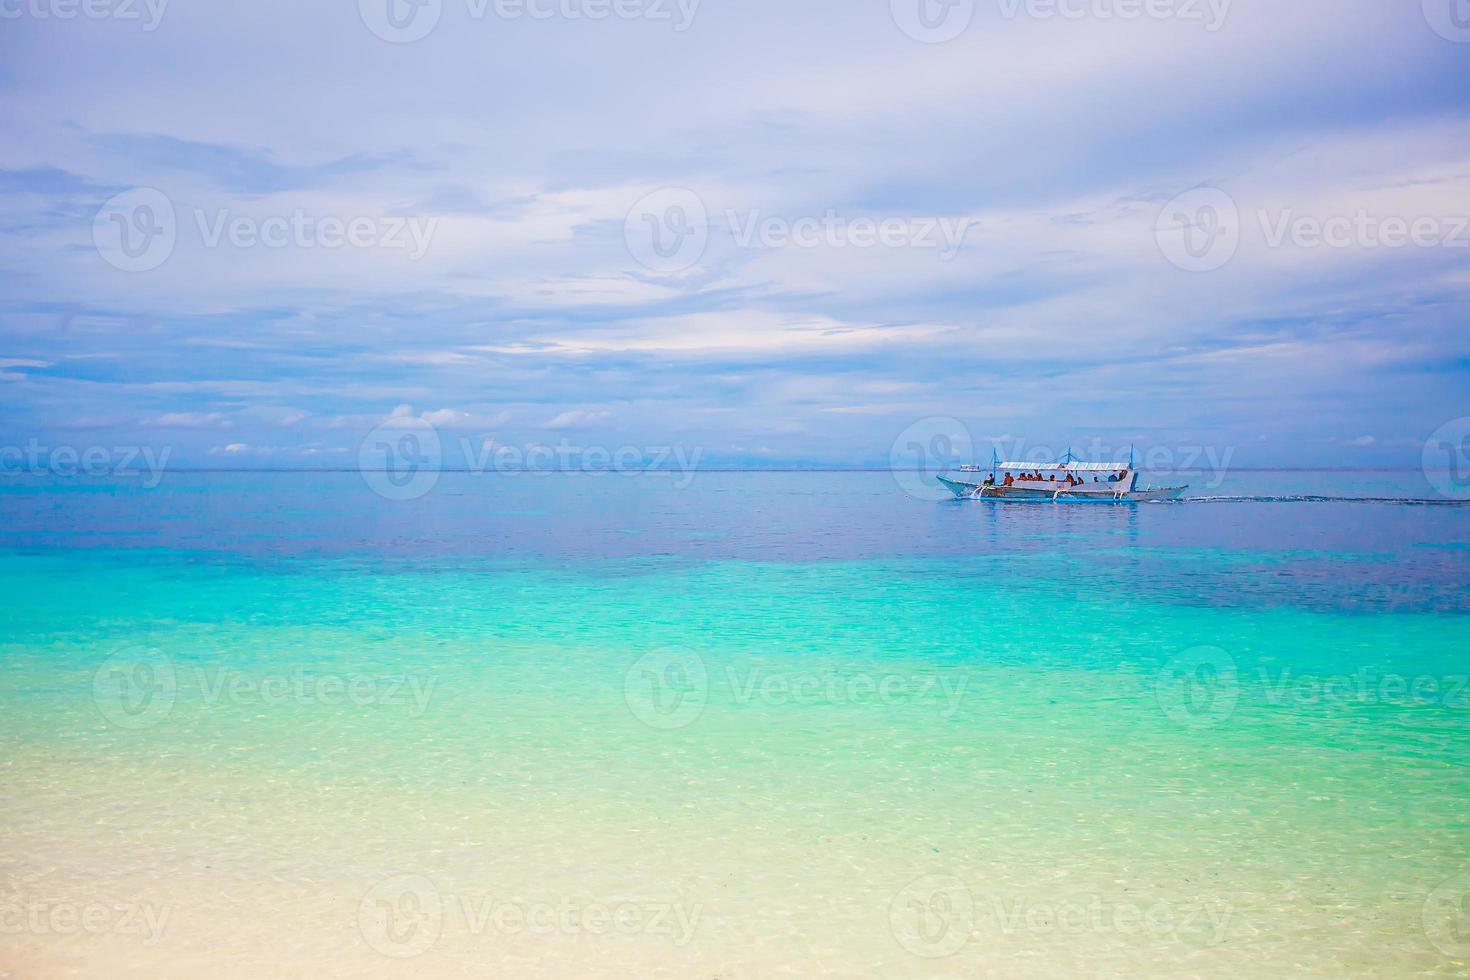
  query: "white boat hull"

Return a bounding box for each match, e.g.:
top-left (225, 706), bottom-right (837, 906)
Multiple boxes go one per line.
top-left (937, 476), bottom-right (1187, 503)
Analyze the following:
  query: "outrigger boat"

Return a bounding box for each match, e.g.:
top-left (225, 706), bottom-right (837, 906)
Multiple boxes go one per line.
top-left (937, 449), bottom-right (1187, 503)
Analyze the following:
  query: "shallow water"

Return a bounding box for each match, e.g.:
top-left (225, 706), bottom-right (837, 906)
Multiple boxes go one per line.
top-left (1, 471), bottom-right (1468, 976)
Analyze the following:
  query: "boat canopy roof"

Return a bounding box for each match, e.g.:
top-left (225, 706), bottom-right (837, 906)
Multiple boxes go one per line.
top-left (995, 460), bottom-right (1127, 472)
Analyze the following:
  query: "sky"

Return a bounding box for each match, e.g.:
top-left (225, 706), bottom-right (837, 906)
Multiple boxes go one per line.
top-left (1, 0), bottom-right (1468, 471)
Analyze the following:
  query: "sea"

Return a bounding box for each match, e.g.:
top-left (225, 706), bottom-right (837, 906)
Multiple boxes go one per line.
top-left (1, 469), bottom-right (1467, 977)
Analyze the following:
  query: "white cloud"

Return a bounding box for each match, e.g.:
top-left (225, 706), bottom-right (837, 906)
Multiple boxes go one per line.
top-left (142, 412), bottom-right (233, 428)
top-left (543, 409), bottom-right (612, 429)
top-left (420, 408), bottom-right (512, 429)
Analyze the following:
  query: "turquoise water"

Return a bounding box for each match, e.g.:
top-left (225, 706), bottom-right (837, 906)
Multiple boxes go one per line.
top-left (1, 471), bottom-right (1468, 977)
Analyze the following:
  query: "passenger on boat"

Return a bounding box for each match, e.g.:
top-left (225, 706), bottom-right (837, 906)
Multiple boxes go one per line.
top-left (1003, 473), bottom-right (1014, 486)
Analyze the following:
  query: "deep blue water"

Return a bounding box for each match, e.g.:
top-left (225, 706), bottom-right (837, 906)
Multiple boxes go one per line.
top-left (1, 470), bottom-right (1467, 615)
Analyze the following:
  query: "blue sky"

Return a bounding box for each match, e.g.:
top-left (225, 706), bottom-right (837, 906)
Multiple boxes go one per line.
top-left (1, 0), bottom-right (1467, 469)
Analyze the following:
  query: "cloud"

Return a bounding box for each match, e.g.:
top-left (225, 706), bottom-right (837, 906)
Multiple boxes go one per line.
top-left (543, 409), bottom-right (612, 429)
top-left (420, 408), bottom-right (511, 429)
top-left (142, 412), bottom-right (233, 428)
top-left (1, 0), bottom-right (1466, 465)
